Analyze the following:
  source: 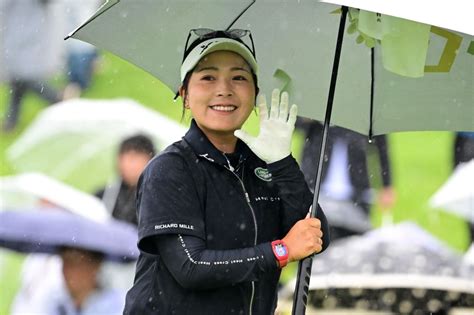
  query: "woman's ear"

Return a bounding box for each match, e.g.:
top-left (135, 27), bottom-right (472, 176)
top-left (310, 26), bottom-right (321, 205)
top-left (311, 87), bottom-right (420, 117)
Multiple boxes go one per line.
top-left (179, 86), bottom-right (189, 108)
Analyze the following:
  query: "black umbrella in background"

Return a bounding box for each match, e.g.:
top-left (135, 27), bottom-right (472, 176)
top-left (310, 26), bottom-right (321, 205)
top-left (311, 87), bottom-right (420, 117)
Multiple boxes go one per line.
top-left (279, 223), bottom-right (474, 314)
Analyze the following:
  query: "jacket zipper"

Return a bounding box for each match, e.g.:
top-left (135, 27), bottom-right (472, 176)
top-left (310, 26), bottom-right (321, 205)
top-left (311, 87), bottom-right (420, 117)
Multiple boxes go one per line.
top-left (223, 155), bottom-right (257, 315)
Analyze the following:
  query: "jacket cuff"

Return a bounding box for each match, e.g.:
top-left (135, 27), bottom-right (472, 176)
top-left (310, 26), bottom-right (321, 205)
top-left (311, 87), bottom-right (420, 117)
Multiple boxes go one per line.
top-left (256, 242), bottom-right (279, 270)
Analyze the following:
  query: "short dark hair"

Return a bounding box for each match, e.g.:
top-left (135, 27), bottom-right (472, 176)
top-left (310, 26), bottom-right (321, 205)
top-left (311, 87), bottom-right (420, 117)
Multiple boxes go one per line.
top-left (119, 134), bottom-right (156, 157)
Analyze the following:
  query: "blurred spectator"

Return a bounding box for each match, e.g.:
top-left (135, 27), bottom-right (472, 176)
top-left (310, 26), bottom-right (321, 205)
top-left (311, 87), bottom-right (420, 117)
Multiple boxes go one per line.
top-left (296, 118), bottom-right (396, 241)
top-left (453, 131), bottom-right (474, 245)
top-left (96, 134), bottom-right (156, 226)
top-left (11, 247), bottom-right (125, 315)
top-left (95, 134), bottom-right (155, 291)
top-left (62, 0), bottom-right (100, 99)
top-left (1, 0), bottom-right (63, 132)
top-left (454, 132), bottom-right (474, 167)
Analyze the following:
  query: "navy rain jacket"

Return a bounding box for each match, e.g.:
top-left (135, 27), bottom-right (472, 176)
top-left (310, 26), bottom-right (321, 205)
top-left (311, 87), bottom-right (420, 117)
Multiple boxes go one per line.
top-left (124, 120), bottom-right (330, 315)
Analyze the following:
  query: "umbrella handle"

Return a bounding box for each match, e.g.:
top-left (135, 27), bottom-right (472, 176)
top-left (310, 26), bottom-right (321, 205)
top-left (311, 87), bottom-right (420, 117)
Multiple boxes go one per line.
top-left (291, 256), bottom-right (313, 315)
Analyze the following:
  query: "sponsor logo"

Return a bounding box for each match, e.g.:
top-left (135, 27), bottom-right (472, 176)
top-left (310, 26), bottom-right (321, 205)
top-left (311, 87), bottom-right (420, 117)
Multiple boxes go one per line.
top-left (254, 167), bottom-right (272, 182)
top-left (154, 223), bottom-right (194, 230)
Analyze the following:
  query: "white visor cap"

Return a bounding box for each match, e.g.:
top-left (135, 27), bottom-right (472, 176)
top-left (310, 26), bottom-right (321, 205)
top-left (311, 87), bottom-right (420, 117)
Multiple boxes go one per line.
top-left (180, 37), bottom-right (258, 82)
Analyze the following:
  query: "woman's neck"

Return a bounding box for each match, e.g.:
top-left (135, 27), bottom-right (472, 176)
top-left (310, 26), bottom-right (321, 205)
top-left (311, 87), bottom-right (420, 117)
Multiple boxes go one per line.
top-left (204, 132), bottom-right (237, 153)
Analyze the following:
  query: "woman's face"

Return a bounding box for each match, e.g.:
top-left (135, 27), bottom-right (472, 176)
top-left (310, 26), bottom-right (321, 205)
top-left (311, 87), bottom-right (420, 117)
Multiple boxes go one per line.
top-left (181, 51), bottom-right (256, 139)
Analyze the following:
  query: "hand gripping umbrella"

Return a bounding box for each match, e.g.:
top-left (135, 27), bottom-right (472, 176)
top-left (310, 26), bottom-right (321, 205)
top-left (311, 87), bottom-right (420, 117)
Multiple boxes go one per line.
top-left (67, 0), bottom-right (473, 313)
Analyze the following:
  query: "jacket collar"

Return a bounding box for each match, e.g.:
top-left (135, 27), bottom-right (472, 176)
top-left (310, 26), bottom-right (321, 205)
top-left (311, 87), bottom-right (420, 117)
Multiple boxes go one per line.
top-left (183, 120), bottom-right (251, 169)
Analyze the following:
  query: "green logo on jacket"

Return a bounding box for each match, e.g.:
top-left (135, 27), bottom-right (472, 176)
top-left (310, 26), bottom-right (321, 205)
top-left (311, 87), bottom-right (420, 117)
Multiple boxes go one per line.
top-left (254, 167), bottom-right (272, 182)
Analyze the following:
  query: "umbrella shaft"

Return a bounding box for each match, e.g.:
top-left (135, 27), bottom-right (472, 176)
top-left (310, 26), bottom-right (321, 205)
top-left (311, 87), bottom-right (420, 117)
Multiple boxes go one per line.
top-left (292, 5), bottom-right (349, 315)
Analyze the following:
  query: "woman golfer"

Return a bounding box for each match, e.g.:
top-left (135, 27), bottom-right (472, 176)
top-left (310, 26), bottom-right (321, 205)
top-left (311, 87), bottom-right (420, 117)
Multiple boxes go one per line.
top-left (124, 29), bottom-right (330, 315)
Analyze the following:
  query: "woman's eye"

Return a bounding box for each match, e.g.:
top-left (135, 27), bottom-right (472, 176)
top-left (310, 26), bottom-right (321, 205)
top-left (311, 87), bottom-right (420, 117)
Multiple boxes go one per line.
top-left (233, 75), bottom-right (248, 81)
top-left (201, 75), bottom-right (215, 81)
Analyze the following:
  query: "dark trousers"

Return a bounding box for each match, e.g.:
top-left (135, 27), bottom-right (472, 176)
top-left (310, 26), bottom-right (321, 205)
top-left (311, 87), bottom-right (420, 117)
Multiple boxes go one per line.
top-left (4, 79), bottom-right (60, 130)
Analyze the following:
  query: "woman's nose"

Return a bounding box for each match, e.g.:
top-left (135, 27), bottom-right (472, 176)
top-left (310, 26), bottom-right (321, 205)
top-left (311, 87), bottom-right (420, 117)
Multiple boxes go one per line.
top-left (216, 79), bottom-right (233, 97)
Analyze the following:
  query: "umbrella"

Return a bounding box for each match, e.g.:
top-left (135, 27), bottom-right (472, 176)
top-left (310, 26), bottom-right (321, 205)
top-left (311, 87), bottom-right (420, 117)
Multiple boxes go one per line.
top-left (66, 0), bottom-right (473, 312)
top-left (67, 1), bottom-right (474, 136)
top-left (0, 173), bottom-right (109, 222)
top-left (6, 98), bottom-right (187, 191)
top-left (0, 210), bottom-right (139, 262)
top-left (430, 160), bottom-right (474, 223)
top-left (279, 222), bottom-right (474, 313)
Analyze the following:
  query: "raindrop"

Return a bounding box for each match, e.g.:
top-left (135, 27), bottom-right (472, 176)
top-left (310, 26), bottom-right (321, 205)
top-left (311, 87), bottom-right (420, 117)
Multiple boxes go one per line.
top-left (381, 290), bottom-right (397, 306)
top-left (322, 295), bottom-right (337, 309)
top-left (360, 263), bottom-right (373, 273)
top-left (398, 300), bottom-right (413, 314)
top-left (413, 254), bottom-right (427, 268)
top-left (427, 299), bottom-right (442, 312)
top-left (239, 223), bottom-right (246, 230)
top-left (378, 256), bottom-right (393, 270)
top-left (348, 287), bottom-right (363, 297)
top-left (354, 299), bottom-right (369, 310)
top-left (346, 254), bottom-right (361, 267)
top-left (411, 288), bottom-right (426, 299)
top-left (446, 291), bottom-right (460, 301)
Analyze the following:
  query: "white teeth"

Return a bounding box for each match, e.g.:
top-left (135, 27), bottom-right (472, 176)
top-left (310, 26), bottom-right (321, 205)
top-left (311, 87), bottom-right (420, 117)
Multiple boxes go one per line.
top-left (211, 105), bottom-right (236, 112)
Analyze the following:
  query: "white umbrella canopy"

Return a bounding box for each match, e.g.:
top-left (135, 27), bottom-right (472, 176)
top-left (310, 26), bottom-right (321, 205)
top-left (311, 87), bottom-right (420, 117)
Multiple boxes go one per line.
top-left (430, 160), bottom-right (474, 223)
top-left (6, 98), bottom-right (187, 191)
top-left (319, 0), bottom-right (474, 36)
top-left (68, 0), bottom-right (474, 136)
top-left (0, 173), bottom-right (110, 222)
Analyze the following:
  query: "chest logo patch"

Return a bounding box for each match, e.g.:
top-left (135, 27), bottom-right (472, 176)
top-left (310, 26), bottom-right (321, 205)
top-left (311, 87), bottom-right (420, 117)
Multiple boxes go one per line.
top-left (254, 167), bottom-right (272, 182)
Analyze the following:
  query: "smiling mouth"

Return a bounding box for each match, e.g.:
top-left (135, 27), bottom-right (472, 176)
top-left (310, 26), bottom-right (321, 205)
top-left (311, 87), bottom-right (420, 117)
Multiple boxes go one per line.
top-left (210, 105), bottom-right (237, 112)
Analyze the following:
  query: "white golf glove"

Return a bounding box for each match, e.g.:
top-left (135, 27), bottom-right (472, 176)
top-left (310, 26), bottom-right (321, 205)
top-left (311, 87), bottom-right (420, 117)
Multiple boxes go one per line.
top-left (234, 89), bottom-right (297, 164)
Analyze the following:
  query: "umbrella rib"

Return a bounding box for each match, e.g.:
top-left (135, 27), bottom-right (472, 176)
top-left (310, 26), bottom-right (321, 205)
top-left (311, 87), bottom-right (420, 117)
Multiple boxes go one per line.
top-left (64, 0), bottom-right (119, 40)
top-left (369, 47), bottom-right (375, 140)
top-left (225, 0), bottom-right (256, 30)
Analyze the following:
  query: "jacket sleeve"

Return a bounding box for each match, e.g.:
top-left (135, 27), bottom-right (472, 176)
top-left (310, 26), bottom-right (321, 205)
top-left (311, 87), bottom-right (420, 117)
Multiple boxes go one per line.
top-left (155, 234), bottom-right (278, 290)
top-left (267, 155), bottom-right (330, 252)
top-left (136, 152), bottom-right (207, 254)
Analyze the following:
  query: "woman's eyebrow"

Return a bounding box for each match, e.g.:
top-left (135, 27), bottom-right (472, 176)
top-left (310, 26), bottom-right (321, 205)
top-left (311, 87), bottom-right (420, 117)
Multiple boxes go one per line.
top-left (195, 66), bottom-right (218, 72)
top-left (231, 67), bottom-right (251, 73)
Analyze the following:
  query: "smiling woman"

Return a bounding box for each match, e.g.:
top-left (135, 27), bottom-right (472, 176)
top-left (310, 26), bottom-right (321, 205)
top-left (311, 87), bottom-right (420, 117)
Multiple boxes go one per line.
top-left (123, 29), bottom-right (330, 315)
top-left (179, 50), bottom-right (256, 152)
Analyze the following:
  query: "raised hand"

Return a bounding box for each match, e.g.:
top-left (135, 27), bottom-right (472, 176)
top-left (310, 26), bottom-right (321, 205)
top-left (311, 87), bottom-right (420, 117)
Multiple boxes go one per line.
top-left (234, 88), bottom-right (297, 163)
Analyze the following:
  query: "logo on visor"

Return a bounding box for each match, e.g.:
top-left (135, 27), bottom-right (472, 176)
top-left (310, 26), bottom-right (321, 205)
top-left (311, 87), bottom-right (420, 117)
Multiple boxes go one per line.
top-left (254, 167), bottom-right (272, 182)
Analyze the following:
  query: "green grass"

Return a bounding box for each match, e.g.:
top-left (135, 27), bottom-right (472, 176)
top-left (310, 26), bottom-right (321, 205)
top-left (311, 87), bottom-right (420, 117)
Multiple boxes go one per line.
top-left (0, 52), bottom-right (469, 314)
